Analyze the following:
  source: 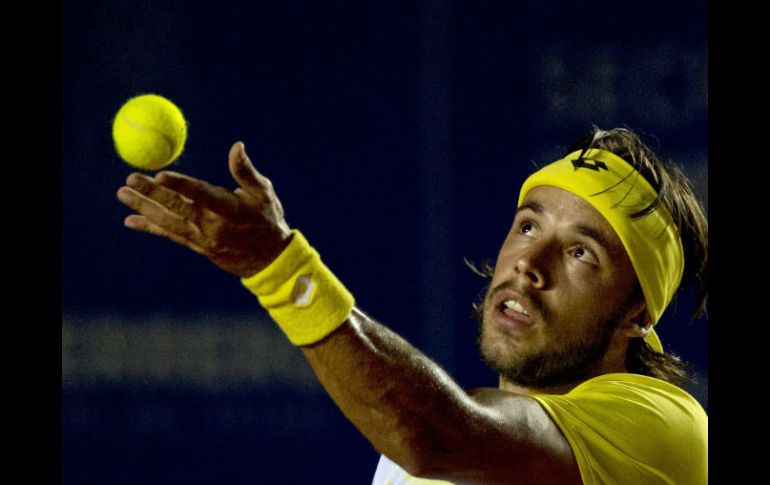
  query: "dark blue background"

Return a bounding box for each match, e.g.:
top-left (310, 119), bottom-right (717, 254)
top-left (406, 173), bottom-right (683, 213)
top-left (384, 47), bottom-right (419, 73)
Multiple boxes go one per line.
top-left (62, 1), bottom-right (707, 484)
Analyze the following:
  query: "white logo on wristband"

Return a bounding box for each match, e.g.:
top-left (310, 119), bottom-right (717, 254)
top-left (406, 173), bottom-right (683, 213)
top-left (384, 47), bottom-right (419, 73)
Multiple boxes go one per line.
top-left (290, 274), bottom-right (315, 306)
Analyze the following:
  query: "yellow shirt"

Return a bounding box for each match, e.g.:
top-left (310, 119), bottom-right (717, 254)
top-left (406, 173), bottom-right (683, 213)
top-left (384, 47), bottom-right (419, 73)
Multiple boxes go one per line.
top-left (371, 373), bottom-right (707, 485)
top-left (531, 373), bottom-right (708, 485)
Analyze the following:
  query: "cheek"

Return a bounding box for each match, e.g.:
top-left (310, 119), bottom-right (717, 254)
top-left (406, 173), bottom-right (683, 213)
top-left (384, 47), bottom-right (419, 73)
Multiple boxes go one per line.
top-left (553, 281), bottom-right (623, 330)
top-left (544, 277), bottom-right (598, 319)
top-left (571, 266), bottom-right (630, 300)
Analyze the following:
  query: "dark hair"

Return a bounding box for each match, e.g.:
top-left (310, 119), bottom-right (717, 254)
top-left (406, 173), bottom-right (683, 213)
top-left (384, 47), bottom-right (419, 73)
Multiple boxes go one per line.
top-left (469, 126), bottom-right (707, 388)
top-left (565, 126), bottom-right (708, 320)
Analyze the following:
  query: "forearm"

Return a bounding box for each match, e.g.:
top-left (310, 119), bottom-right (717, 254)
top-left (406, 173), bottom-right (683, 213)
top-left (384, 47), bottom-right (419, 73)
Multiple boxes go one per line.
top-left (116, 148), bottom-right (578, 483)
top-left (301, 306), bottom-right (483, 474)
top-left (237, 230), bottom-right (575, 483)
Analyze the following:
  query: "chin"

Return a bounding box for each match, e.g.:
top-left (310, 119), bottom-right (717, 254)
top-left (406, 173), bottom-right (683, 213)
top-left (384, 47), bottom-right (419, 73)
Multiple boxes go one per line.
top-left (477, 319), bottom-right (527, 373)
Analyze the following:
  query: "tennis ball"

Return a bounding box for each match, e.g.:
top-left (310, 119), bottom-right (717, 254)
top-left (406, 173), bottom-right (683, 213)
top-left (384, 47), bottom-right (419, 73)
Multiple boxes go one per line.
top-left (112, 94), bottom-right (187, 170)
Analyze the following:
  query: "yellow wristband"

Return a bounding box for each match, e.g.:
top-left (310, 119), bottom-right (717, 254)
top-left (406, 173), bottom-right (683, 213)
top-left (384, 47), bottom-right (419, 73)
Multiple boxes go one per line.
top-left (240, 229), bottom-right (355, 346)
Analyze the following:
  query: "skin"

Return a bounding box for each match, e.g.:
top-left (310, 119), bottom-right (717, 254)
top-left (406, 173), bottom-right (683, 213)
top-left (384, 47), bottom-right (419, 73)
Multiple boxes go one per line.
top-left (116, 142), bottom-right (652, 485)
top-left (479, 186), bottom-right (652, 396)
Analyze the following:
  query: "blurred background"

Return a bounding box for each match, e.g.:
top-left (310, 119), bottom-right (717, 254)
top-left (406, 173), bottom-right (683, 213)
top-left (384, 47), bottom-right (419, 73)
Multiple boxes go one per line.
top-left (62, 1), bottom-right (707, 483)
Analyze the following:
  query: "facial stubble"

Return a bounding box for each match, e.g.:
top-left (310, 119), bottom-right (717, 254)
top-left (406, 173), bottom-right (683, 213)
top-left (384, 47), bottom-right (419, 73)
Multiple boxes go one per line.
top-left (475, 287), bottom-right (633, 389)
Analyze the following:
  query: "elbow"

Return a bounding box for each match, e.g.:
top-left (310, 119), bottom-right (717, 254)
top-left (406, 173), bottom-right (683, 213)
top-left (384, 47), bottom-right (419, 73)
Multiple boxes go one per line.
top-left (397, 445), bottom-right (438, 479)
top-left (387, 422), bottom-right (457, 479)
top-left (376, 429), bottom-right (435, 478)
top-left (376, 396), bottom-right (479, 479)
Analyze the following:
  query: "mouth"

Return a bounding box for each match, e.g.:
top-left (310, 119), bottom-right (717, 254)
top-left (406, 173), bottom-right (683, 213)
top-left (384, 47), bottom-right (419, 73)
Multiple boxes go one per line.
top-left (489, 289), bottom-right (536, 330)
top-left (502, 299), bottom-right (529, 315)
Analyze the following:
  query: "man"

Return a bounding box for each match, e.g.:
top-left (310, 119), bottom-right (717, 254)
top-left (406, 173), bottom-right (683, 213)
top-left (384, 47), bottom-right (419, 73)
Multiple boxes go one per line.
top-left (116, 127), bottom-right (708, 484)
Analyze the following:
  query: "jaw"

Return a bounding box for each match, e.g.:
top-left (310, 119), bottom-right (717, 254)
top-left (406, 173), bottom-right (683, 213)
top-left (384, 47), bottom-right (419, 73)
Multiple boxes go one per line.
top-left (479, 314), bottom-right (539, 373)
top-left (479, 310), bottom-right (622, 392)
top-left (591, 328), bottom-right (631, 375)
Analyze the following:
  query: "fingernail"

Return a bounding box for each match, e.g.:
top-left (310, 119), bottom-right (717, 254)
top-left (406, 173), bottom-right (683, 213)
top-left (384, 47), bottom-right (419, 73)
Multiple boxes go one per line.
top-left (127, 174), bottom-right (148, 192)
top-left (117, 188), bottom-right (132, 203)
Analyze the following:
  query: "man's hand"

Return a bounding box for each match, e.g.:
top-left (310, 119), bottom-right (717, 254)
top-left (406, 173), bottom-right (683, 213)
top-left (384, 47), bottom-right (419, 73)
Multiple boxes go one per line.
top-left (116, 141), bottom-right (292, 277)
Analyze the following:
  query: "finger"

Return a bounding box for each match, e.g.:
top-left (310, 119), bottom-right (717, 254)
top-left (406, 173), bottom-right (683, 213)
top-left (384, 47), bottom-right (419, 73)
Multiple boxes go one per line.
top-left (234, 185), bottom-right (285, 220)
top-left (124, 215), bottom-right (207, 255)
top-left (124, 172), bottom-right (197, 221)
top-left (154, 170), bottom-right (239, 215)
top-left (228, 141), bottom-right (273, 194)
top-left (117, 186), bottom-right (202, 241)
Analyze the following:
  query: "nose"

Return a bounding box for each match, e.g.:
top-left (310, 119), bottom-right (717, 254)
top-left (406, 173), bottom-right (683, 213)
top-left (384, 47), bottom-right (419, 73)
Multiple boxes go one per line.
top-left (513, 242), bottom-right (551, 289)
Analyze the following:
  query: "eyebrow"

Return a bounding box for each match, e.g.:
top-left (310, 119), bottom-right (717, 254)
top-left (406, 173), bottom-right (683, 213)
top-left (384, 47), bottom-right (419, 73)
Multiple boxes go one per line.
top-left (518, 201), bottom-right (545, 214)
top-left (516, 200), bottom-right (612, 251)
top-left (573, 224), bottom-right (612, 252)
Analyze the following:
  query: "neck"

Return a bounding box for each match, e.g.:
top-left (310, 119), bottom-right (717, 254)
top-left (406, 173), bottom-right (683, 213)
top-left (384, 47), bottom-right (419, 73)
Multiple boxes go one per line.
top-left (498, 376), bottom-right (581, 395)
top-left (498, 343), bottom-right (629, 395)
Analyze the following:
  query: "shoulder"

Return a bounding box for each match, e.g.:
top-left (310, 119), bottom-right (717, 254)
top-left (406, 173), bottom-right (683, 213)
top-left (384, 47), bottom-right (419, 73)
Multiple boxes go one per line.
top-left (563, 373), bottom-right (705, 412)
top-left (531, 373), bottom-right (707, 485)
top-left (534, 373), bottom-right (708, 446)
top-left (566, 373), bottom-right (707, 429)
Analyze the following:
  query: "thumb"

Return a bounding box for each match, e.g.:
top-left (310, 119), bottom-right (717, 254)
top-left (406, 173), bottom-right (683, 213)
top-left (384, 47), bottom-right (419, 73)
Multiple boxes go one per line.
top-left (228, 141), bottom-right (268, 193)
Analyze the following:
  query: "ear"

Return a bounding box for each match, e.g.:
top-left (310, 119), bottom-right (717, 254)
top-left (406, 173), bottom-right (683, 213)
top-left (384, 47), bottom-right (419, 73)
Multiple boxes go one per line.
top-left (618, 300), bottom-right (653, 339)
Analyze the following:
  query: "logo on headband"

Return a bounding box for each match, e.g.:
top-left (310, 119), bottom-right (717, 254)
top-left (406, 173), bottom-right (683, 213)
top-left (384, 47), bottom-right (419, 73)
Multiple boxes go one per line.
top-left (571, 157), bottom-right (609, 172)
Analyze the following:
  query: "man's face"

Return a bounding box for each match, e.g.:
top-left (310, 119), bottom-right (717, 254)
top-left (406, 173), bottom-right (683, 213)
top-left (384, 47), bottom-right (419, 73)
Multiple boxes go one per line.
top-left (478, 185), bottom-right (642, 388)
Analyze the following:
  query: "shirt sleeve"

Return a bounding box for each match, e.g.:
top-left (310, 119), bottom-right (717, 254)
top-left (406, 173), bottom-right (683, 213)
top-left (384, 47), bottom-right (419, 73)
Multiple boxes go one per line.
top-left (531, 373), bottom-right (708, 485)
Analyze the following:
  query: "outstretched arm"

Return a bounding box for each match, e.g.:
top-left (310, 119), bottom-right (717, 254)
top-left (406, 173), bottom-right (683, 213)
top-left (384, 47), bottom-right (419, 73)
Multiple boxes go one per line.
top-left (116, 142), bottom-right (581, 485)
top-left (301, 309), bottom-right (580, 485)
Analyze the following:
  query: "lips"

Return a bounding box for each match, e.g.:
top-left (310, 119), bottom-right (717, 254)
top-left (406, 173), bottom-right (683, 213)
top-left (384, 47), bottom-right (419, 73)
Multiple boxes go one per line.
top-left (490, 289), bottom-right (536, 330)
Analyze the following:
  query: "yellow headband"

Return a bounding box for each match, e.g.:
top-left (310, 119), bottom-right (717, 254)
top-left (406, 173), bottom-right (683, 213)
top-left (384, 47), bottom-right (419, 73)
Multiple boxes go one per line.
top-left (516, 149), bottom-right (684, 353)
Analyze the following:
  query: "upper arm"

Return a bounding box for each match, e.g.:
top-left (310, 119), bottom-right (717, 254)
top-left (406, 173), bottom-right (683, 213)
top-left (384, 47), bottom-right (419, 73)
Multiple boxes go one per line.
top-left (411, 388), bottom-right (582, 485)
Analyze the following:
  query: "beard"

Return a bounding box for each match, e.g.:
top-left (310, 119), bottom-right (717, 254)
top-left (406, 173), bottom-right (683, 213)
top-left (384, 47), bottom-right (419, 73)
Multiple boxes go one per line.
top-left (474, 285), bottom-right (634, 389)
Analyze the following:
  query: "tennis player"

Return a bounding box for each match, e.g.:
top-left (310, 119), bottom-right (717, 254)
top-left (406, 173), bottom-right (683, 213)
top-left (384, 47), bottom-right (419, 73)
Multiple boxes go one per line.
top-left (117, 127), bottom-right (708, 485)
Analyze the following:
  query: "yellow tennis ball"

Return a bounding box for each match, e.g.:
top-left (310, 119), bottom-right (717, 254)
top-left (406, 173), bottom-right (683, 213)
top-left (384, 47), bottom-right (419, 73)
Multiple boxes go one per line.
top-left (112, 94), bottom-right (187, 170)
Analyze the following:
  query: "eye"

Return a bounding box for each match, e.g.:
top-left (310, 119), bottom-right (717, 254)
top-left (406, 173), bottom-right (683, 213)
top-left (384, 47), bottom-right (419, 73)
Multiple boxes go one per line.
top-left (519, 220), bottom-right (535, 235)
top-left (571, 245), bottom-right (598, 264)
